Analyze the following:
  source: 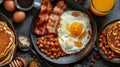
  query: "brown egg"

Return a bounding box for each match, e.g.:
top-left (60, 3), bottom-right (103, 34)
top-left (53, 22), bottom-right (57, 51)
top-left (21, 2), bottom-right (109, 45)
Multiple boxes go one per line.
top-left (13, 11), bottom-right (26, 23)
top-left (4, 0), bottom-right (16, 12)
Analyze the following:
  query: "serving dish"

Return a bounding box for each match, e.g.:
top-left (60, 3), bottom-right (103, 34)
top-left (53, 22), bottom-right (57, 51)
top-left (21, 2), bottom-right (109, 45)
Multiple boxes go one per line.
top-left (30, 0), bottom-right (97, 64)
top-left (96, 19), bottom-right (120, 63)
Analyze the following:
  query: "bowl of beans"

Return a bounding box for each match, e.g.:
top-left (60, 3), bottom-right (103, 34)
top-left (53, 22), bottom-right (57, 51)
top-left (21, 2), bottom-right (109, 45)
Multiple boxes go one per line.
top-left (96, 19), bottom-right (120, 63)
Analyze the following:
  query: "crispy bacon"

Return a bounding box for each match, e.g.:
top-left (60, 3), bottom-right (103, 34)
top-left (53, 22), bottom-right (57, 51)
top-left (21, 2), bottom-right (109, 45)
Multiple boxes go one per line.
top-left (47, 1), bottom-right (66, 34)
top-left (34, 24), bottom-right (47, 35)
top-left (39, 14), bottom-right (49, 24)
top-left (34, 0), bottom-right (52, 35)
top-left (34, 0), bottom-right (67, 35)
top-left (40, 0), bottom-right (52, 14)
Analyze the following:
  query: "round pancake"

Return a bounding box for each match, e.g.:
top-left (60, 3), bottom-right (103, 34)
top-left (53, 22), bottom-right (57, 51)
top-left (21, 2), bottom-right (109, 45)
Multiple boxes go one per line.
top-left (107, 21), bottom-right (120, 54)
top-left (0, 43), bottom-right (15, 66)
top-left (0, 21), bottom-right (15, 59)
top-left (0, 43), bottom-right (14, 61)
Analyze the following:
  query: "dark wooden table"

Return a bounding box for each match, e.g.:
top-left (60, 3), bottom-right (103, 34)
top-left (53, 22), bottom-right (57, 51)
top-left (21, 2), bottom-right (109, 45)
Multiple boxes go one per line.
top-left (0, 0), bottom-right (120, 67)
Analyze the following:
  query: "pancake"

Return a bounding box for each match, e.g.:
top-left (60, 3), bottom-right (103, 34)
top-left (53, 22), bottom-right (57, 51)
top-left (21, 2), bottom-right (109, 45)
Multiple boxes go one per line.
top-left (107, 21), bottom-right (120, 54)
top-left (0, 21), bottom-right (15, 66)
top-left (0, 43), bottom-right (14, 61)
top-left (0, 21), bottom-right (15, 59)
top-left (0, 43), bottom-right (15, 66)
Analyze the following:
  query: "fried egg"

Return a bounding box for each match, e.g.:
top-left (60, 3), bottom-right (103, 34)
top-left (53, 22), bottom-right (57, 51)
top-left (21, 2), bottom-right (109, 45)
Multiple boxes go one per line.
top-left (57, 11), bottom-right (92, 54)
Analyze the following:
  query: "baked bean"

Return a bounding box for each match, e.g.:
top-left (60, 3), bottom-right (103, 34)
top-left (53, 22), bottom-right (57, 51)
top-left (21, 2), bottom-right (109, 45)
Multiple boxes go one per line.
top-left (44, 50), bottom-right (48, 54)
top-left (99, 43), bottom-right (103, 48)
top-left (56, 53), bottom-right (60, 58)
top-left (47, 41), bottom-right (50, 45)
top-left (99, 35), bottom-right (104, 38)
top-left (43, 40), bottom-right (47, 44)
top-left (39, 39), bottom-right (43, 44)
top-left (53, 53), bottom-right (57, 56)
top-left (51, 48), bottom-right (56, 52)
top-left (108, 56), bottom-right (112, 60)
top-left (41, 49), bottom-right (45, 52)
top-left (55, 42), bottom-right (59, 46)
top-left (54, 38), bottom-right (58, 42)
top-left (41, 36), bottom-right (44, 40)
top-left (47, 52), bottom-right (52, 56)
top-left (45, 45), bottom-right (49, 49)
top-left (102, 46), bottom-right (106, 51)
top-left (61, 53), bottom-right (65, 56)
top-left (39, 44), bottom-right (43, 48)
top-left (50, 55), bottom-right (55, 59)
top-left (101, 31), bottom-right (106, 35)
top-left (50, 38), bottom-right (54, 41)
top-left (99, 38), bottom-right (102, 42)
top-left (37, 34), bottom-right (67, 59)
top-left (108, 51), bottom-right (112, 55)
top-left (104, 50), bottom-right (108, 55)
top-left (37, 41), bottom-right (39, 44)
top-left (105, 45), bottom-right (109, 49)
top-left (50, 42), bottom-right (54, 46)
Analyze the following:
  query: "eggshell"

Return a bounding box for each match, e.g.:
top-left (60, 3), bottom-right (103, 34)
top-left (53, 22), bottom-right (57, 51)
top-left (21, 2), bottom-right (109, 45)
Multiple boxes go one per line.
top-left (13, 10), bottom-right (26, 23)
top-left (4, 1), bottom-right (16, 12)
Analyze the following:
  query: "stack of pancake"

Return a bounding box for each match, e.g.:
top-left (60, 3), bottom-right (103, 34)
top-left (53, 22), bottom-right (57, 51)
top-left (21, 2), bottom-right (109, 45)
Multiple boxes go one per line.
top-left (0, 21), bottom-right (15, 66)
top-left (107, 21), bottom-right (120, 54)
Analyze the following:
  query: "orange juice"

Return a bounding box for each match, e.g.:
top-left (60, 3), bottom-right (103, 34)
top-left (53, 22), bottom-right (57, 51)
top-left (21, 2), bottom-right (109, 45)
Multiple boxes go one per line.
top-left (90, 0), bottom-right (115, 16)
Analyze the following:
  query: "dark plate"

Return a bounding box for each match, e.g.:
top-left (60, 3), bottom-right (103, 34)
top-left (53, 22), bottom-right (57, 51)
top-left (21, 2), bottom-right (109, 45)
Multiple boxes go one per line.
top-left (96, 19), bottom-right (120, 63)
top-left (30, 0), bottom-right (97, 64)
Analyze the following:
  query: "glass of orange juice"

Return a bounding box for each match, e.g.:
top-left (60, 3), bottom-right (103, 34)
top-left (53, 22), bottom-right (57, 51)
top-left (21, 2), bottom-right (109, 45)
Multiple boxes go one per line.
top-left (89, 0), bottom-right (115, 16)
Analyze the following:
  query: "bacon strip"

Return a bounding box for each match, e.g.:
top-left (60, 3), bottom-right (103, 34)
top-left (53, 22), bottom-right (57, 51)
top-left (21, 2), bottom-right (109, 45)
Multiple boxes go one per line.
top-left (34, 0), bottom-right (52, 35)
top-left (47, 1), bottom-right (66, 34)
top-left (34, 0), bottom-right (67, 35)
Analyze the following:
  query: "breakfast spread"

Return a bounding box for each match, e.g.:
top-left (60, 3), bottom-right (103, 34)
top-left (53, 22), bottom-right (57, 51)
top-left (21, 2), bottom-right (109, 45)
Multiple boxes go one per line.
top-left (98, 21), bottom-right (120, 60)
top-left (0, 21), bottom-right (15, 66)
top-left (0, 0), bottom-right (120, 66)
top-left (34, 0), bottom-right (92, 59)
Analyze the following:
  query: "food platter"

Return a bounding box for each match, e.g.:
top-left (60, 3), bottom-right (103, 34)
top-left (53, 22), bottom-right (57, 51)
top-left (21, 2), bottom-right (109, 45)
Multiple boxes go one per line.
top-left (96, 19), bottom-right (120, 63)
top-left (30, 0), bottom-right (97, 64)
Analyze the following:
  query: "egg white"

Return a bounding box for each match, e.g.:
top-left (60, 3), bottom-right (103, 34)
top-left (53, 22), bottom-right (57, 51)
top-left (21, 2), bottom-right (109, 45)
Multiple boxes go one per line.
top-left (57, 10), bottom-right (92, 54)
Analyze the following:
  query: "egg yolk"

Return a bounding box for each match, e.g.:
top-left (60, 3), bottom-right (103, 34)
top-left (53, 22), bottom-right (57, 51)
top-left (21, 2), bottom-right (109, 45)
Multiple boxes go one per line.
top-left (69, 22), bottom-right (84, 37)
top-left (72, 11), bottom-right (80, 17)
top-left (57, 23), bottom-right (61, 28)
top-left (79, 31), bottom-right (88, 40)
top-left (74, 40), bottom-right (82, 47)
top-left (68, 38), bottom-right (73, 42)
